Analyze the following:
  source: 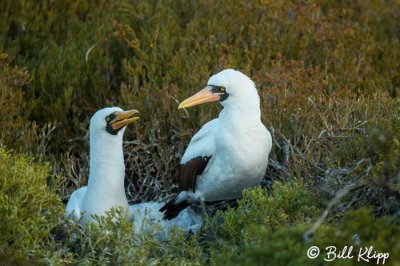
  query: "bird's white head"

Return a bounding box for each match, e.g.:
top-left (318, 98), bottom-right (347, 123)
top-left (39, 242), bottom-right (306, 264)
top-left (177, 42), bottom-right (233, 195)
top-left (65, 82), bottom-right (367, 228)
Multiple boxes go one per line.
top-left (88, 107), bottom-right (140, 176)
top-left (90, 107), bottom-right (140, 139)
top-left (178, 69), bottom-right (260, 110)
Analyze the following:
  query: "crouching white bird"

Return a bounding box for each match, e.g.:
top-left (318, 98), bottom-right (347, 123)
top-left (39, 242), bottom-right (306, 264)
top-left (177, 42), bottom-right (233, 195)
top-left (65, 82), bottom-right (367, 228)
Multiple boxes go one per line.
top-left (160, 69), bottom-right (272, 219)
top-left (65, 107), bottom-right (202, 234)
top-left (66, 107), bottom-right (140, 224)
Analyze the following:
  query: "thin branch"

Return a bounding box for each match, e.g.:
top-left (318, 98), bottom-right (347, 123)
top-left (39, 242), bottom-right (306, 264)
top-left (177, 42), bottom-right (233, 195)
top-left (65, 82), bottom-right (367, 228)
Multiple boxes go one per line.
top-left (303, 179), bottom-right (366, 242)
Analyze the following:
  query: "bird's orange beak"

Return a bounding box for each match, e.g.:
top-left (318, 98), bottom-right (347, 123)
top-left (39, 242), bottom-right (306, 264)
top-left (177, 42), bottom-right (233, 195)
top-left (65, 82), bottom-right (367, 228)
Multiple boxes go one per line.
top-left (110, 109), bottom-right (140, 130)
top-left (178, 86), bottom-right (220, 109)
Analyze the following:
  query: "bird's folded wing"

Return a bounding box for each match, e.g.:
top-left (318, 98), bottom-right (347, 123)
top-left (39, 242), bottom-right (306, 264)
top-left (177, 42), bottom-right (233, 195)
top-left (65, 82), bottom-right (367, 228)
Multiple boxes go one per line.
top-left (178, 156), bottom-right (211, 192)
top-left (178, 119), bottom-right (217, 192)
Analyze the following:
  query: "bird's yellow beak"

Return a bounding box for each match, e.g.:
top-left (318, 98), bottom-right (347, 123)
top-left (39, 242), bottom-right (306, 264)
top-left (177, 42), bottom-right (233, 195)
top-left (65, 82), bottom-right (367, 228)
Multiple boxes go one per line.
top-left (178, 86), bottom-right (220, 109)
top-left (110, 109), bottom-right (140, 130)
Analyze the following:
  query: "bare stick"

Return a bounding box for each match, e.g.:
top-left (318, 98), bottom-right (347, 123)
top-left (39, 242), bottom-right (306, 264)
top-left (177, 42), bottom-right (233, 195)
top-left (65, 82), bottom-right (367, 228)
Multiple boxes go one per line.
top-left (303, 179), bottom-right (366, 242)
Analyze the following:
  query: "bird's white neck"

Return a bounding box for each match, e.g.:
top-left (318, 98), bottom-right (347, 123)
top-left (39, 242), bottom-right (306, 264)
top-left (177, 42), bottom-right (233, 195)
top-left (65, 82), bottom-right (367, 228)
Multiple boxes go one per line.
top-left (87, 133), bottom-right (125, 192)
top-left (80, 130), bottom-right (132, 223)
top-left (220, 96), bottom-right (261, 122)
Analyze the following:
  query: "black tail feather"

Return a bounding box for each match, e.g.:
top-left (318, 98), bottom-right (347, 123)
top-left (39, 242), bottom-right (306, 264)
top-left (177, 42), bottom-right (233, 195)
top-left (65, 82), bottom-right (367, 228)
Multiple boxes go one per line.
top-left (159, 199), bottom-right (191, 220)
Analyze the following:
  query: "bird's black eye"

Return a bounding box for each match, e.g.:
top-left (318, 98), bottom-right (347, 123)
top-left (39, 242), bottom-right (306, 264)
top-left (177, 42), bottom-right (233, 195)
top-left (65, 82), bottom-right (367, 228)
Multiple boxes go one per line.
top-left (106, 116), bottom-right (111, 122)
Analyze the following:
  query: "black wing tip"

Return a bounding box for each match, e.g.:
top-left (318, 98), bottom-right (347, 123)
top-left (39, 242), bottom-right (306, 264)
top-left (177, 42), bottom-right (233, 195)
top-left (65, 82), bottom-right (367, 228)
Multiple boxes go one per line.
top-left (159, 199), bottom-right (191, 220)
top-left (159, 198), bottom-right (175, 213)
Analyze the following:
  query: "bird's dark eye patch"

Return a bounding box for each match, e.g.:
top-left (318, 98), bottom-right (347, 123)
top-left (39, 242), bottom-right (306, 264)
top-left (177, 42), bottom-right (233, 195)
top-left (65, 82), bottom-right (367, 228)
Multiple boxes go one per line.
top-left (210, 85), bottom-right (226, 94)
top-left (105, 112), bottom-right (119, 135)
top-left (219, 92), bottom-right (229, 101)
top-left (210, 85), bottom-right (229, 102)
top-left (105, 112), bottom-right (116, 124)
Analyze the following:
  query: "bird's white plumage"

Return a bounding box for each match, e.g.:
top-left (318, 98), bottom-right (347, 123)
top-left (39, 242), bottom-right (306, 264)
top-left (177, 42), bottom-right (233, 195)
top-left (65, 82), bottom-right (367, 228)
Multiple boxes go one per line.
top-left (178, 69), bottom-right (272, 203)
top-left (181, 119), bottom-right (217, 163)
top-left (66, 107), bottom-right (202, 235)
top-left (130, 202), bottom-right (202, 236)
top-left (65, 187), bottom-right (87, 220)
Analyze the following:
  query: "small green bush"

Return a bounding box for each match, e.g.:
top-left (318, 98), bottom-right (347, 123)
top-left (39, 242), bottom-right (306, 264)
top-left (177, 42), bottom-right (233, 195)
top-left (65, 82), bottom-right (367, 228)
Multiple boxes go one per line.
top-left (207, 182), bottom-right (319, 265)
top-left (0, 52), bottom-right (36, 151)
top-left (0, 148), bottom-right (63, 264)
top-left (207, 183), bottom-right (400, 265)
top-left (45, 208), bottom-right (204, 265)
top-left (315, 208), bottom-right (400, 265)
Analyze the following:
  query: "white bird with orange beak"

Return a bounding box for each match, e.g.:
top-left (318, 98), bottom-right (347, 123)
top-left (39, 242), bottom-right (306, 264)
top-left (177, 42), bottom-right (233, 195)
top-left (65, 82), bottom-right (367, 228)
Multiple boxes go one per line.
top-left (66, 107), bottom-right (140, 224)
top-left (66, 107), bottom-right (202, 235)
top-left (160, 69), bottom-right (272, 219)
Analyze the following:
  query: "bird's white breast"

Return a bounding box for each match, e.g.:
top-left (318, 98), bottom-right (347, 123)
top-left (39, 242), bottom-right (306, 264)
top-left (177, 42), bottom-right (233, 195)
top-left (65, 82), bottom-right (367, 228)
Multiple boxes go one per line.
top-left (195, 113), bottom-right (272, 201)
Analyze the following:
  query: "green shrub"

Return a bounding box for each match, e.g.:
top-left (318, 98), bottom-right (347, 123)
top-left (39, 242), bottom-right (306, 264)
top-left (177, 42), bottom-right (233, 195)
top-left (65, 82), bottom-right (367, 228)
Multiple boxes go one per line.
top-left (45, 208), bottom-right (204, 265)
top-left (315, 208), bottom-right (400, 265)
top-left (0, 148), bottom-right (63, 264)
top-left (207, 183), bottom-right (400, 265)
top-left (211, 208), bottom-right (400, 266)
top-left (0, 0), bottom-right (117, 148)
top-left (206, 182), bottom-right (319, 265)
top-left (1, 0), bottom-right (399, 149)
top-left (0, 52), bottom-right (35, 151)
